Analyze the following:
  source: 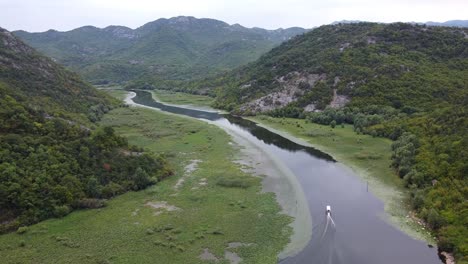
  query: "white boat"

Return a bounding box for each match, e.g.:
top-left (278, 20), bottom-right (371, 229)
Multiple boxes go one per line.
top-left (326, 205), bottom-right (331, 216)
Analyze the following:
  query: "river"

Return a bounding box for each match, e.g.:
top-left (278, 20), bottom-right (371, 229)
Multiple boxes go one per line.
top-left (129, 90), bottom-right (442, 264)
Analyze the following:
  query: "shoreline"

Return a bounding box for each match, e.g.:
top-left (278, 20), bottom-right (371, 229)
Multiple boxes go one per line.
top-left (211, 120), bottom-right (312, 259)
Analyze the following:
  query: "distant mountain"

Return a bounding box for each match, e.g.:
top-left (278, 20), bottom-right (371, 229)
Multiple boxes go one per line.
top-left (332, 19), bottom-right (468, 28)
top-left (14, 16), bottom-right (307, 84)
top-left (421, 20), bottom-right (468, 27)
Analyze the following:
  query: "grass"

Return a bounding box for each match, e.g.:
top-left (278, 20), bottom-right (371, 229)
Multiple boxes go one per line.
top-left (0, 107), bottom-right (291, 263)
top-left (152, 90), bottom-right (214, 108)
top-left (248, 115), bottom-right (436, 243)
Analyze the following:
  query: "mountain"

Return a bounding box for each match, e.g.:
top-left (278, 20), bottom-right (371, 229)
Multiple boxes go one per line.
top-left (208, 22), bottom-right (467, 113)
top-left (13, 16), bottom-right (307, 84)
top-left (0, 27), bottom-right (170, 232)
top-left (332, 19), bottom-right (468, 28)
top-left (422, 20), bottom-right (468, 27)
top-left (202, 22), bottom-right (467, 261)
top-left (0, 28), bottom-right (115, 121)
top-left (331, 20), bottom-right (364, 25)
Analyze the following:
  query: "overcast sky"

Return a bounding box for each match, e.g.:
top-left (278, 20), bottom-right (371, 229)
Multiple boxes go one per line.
top-left (1, 0), bottom-right (467, 32)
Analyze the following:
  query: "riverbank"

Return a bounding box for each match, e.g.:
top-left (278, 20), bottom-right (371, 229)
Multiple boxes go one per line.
top-left (247, 115), bottom-right (436, 244)
top-left (0, 103), bottom-right (291, 263)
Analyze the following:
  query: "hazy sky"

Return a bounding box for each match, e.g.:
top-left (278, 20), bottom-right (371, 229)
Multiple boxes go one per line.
top-left (1, 0), bottom-right (467, 32)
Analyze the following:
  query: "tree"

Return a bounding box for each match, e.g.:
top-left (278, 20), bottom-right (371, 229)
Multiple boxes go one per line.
top-left (134, 167), bottom-right (152, 190)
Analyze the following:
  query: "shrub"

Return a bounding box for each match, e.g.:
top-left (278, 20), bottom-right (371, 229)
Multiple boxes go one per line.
top-left (427, 209), bottom-right (445, 230)
top-left (16, 226), bottom-right (29, 235)
top-left (53, 205), bottom-right (71, 218)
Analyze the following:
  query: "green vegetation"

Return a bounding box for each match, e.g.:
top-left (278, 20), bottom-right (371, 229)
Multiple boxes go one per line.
top-left (0, 105), bottom-right (291, 263)
top-left (384, 108), bottom-right (467, 261)
top-left (152, 90), bottom-right (214, 108)
top-left (14, 17), bottom-right (306, 85)
top-left (0, 29), bottom-right (170, 234)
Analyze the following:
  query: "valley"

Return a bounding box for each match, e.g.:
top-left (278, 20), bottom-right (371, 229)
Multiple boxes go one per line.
top-left (0, 8), bottom-right (466, 264)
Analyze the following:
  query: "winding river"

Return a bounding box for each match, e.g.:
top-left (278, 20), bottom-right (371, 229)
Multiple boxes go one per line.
top-left (129, 90), bottom-right (441, 264)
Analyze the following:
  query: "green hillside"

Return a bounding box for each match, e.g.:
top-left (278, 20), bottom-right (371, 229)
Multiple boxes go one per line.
top-left (0, 28), bottom-right (171, 233)
top-left (202, 23), bottom-right (466, 112)
top-left (14, 16), bottom-right (306, 84)
top-left (196, 23), bottom-right (468, 261)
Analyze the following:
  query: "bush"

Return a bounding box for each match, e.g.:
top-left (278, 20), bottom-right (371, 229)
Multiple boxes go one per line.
top-left (53, 205), bottom-right (71, 218)
top-left (16, 226), bottom-right (28, 235)
top-left (427, 209), bottom-right (445, 230)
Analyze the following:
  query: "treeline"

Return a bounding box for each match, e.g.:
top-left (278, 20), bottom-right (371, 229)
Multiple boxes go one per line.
top-left (388, 108), bottom-right (467, 261)
top-left (0, 93), bottom-right (172, 233)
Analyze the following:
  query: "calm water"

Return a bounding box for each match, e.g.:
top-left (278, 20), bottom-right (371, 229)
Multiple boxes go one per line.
top-left (132, 90), bottom-right (441, 264)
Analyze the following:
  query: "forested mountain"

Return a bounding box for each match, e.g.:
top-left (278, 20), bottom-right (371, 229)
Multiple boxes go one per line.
top-left (189, 22), bottom-right (468, 261)
top-left (203, 23), bottom-right (467, 113)
top-left (0, 28), bottom-right (171, 232)
top-left (13, 16), bottom-right (306, 84)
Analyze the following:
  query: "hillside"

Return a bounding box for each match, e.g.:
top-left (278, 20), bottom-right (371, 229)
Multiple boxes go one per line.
top-left (198, 22), bottom-right (468, 261)
top-left (13, 16), bottom-right (307, 84)
top-left (0, 28), bottom-right (171, 232)
top-left (206, 23), bottom-right (467, 113)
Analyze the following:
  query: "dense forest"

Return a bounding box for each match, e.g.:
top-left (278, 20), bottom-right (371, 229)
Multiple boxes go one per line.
top-left (170, 23), bottom-right (468, 261)
top-left (0, 28), bottom-right (172, 233)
